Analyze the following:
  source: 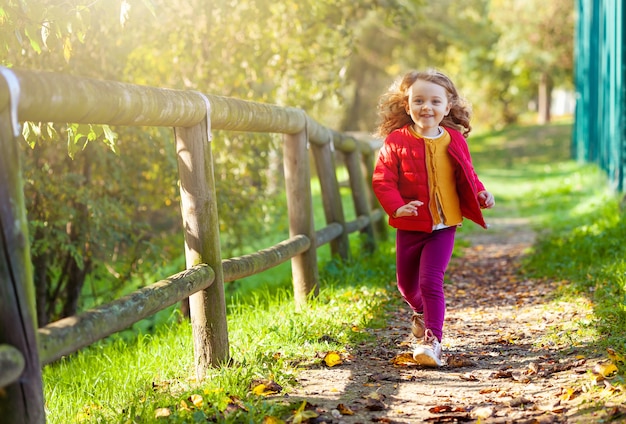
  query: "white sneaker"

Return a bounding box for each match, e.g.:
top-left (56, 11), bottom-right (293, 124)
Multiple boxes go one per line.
top-left (412, 329), bottom-right (442, 367)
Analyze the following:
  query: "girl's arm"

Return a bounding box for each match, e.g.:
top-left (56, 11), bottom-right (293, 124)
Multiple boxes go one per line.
top-left (372, 144), bottom-right (407, 216)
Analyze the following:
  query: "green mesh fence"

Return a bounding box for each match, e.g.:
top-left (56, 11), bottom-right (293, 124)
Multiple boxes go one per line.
top-left (574, 0), bottom-right (625, 191)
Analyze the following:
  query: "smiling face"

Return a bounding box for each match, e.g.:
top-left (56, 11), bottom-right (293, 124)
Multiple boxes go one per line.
top-left (405, 79), bottom-right (451, 137)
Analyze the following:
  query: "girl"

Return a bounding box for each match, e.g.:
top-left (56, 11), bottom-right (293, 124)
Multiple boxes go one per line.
top-left (372, 69), bottom-right (494, 367)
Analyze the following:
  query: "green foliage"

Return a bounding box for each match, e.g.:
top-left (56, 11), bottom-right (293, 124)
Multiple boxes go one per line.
top-left (5, 0), bottom-right (424, 321)
top-left (22, 124), bottom-right (182, 323)
top-left (2, 0), bottom-right (577, 321)
top-left (42, 242), bottom-right (398, 423)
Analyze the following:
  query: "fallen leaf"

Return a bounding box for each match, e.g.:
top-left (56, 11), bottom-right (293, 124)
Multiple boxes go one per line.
top-left (390, 352), bottom-right (418, 366)
top-left (560, 387), bottom-right (580, 401)
top-left (337, 403), bottom-right (355, 415)
top-left (189, 394), bottom-right (203, 408)
top-left (471, 406), bottom-right (494, 419)
top-left (364, 391), bottom-right (386, 401)
top-left (527, 362), bottom-right (540, 374)
top-left (607, 347), bottom-right (625, 365)
top-left (490, 369), bottom-right (513, 379)
top-left (429, 405), bottom-right (453, 413)
top-left (324, 351), bottom-right (343, 367)
top-left (292, 401), bottom-right (318, 424)
top-left (251, 379), bottom-right (283, 396)
top-left (224, 396), bottom-right (249, 414)
top-left (507, 397), bottom-right (532, 407)
top-left (447, 354), bottom-right (476, 368)
top-left (364, 398), bottom-right (386, 411)
top-left (155, 407), bottom-right (171, 418)
top-left (593, 362), bottom-right (618, 379)
top-left (511, 371), bottom-right (531, 383)
top-left (459, 372), bottom-right (479, 381)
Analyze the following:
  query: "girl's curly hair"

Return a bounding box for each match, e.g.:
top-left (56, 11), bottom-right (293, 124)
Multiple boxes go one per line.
top-left (376, 69), bottom-right (472, 138)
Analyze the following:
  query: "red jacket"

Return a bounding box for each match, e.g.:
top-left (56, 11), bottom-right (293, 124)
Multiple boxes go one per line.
top-left (372, 125), bottom-right (487, 232)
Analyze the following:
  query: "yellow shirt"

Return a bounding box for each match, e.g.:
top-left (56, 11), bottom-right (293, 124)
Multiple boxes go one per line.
top-left (410, 126), bottom-right (463, 229)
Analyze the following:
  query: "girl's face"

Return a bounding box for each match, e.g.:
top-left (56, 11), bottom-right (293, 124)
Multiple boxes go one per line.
top-left (405, 79), bottom-right (451, 137)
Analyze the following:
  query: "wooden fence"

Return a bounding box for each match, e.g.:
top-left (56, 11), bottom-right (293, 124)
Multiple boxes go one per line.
top-left (0, 67), bottom-right (386, 423)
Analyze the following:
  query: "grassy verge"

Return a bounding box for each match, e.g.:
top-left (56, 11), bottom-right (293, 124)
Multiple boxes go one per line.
top-left (43, 240), bottom-right (400, 423)
top-left (43, 121), bottom-right (626, 422)
top-left (521, 174), bottom-right (626, 356)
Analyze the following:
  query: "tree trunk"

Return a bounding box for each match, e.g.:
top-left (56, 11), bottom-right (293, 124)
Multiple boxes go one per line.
top-left (61, 259), bottom-right (91, 318)
top-left (60, 153), bottom-right (92, 318)
top-left (538, 72), bottom-right (552, 124)
top-left (33, 251), bottom-right (49, 327)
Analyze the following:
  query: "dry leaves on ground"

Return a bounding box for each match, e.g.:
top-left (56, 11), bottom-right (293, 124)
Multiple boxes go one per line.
top-left (284, 221), bottom-right (626, 423)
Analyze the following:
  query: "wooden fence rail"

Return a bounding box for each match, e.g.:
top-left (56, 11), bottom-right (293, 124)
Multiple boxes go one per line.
top-left (0, 67), bottom-right (385, 423)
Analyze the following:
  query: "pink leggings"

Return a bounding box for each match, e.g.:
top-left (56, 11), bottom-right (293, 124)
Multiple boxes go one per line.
top-left (395, 226), bottom-right (456, 341)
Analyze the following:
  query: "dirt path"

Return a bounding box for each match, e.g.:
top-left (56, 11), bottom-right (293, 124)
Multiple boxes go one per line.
top-left (286, 219), bottom-right (625, 423)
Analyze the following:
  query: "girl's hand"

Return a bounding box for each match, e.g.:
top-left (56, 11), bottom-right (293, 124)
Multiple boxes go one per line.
top-left (393, 200), bottom-right (424, 217)
top-left (478, 191), bottom-right (495, 209)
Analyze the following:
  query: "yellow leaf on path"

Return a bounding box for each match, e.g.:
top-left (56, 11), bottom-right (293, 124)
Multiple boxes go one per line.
top-left (337, 403), bottom-right (355, 415)
top-left (390, 352), bottom-right (418, 366)
top-left (292, 401), bottom-right (318, 424)
top-left (364, 391), bottom-right (385, 401)
top-left (560, 387), bottom-right (579, 401)
top-left (155, 407), bottom-right (171, 418)
top-left (593, 362), bottom-right (618, 378)
top-left (252, 383), bottom-right (281, 396)
top-left (252, 384), bottom-right (268, 395)
top-left (251, 379), bottom-right (283, 396)
top-left (324, 351), bottom-right (343, 367)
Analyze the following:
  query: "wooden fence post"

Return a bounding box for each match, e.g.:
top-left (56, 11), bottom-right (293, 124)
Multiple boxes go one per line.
top-left (284, 129), bottom-right (319, 308)
top-left (0, 69), bottom-right (45, 423)
top-left (361, 147), bottom-right (387, 240)
top-left (174, 96), bottom-right (229, 378)
top-left (311, 137), bottom-right (350, 260)
top-left (344, 149), bottom-right (376, 251)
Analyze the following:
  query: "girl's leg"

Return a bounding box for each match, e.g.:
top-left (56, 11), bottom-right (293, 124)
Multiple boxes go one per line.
top-left (418, 226), bottom-right (456, 341)
top-left (395, 229), bottom-right (427, 313)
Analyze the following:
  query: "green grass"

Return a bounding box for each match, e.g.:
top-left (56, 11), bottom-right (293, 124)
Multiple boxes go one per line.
top-left (43, 120), bottom-right (626, 422)
top-left (43, 242), bottom-right (399, 423)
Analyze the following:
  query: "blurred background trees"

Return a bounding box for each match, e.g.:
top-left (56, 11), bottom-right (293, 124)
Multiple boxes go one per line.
top-left (0, 0), bottom-right (574, 324)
